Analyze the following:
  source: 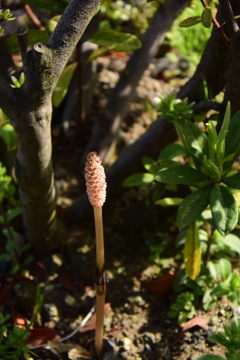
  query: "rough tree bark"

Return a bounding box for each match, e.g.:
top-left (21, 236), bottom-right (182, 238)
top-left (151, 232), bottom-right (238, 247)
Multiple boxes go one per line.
top-left (78, 0), bottom-right (191, 171)
top-left (0, 0), bottom-right (102, 253)
top-left (69, 0), bottom-right (238, 222)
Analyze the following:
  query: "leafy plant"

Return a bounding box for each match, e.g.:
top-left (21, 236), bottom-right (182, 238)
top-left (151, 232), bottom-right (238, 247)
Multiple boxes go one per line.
top-left (168, 291), bottom-right (195, 325)
top-left (0, 285), bottom-right (43, 360)
top-left (165, 0), bottom-right (212, 74)
top-left (197, 318), bottom-right (240, 360)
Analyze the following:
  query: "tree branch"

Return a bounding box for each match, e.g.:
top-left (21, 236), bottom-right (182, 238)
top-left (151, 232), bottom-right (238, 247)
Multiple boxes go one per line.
top-left (78, 0), bottom-right (190, 170)
top-left (0, 74), bottom-right (13, 118)
top-left (46, 0), bottom-right (101, 85)
top-left (220, 0), bottom-right (239, 33)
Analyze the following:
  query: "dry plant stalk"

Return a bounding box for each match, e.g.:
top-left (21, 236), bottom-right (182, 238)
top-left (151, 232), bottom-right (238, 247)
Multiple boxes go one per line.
top-left (85, 152), bottom-right (107, 359)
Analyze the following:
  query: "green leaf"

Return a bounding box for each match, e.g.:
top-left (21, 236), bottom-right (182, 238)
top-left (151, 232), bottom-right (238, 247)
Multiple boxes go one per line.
top-left (210, 185), bottom-right (238, 237)
top-left (7, 207), bottom-right (22, 223)
top-left (216, 233), bottom-right (240, 254)
top-left (155, 159), bottom-right (180, 170)
top-left (218, 102), bottom-right (231, 144)
top-left (87, 47), bottom-right (108, 62)
top-left (7, 29), bottom-right (49, 53)
top-left (218, 258), bottom-right (232, 281)
top-left (142, 156), bottom-right (160, 174)
top-left (225, 110), bottom-right (240, 163)
top-left (0, 124), bottom-right (17, 150)
top-left (21, 0), bottom-right (68, 13)
top-left (211, 283), bottom-right (230, 297)
top-left (201, 7), bottom-right (212, 28)
top-left (183, 120), bottom-right (209, 163)
top-left (52, 62), bottom-right (78, 107)
top-left (179, 16), bottom-right (202, 27)
top-left (196, 355), bottom-right (225, 360)
top-left (177, 186), bottom-right (211, 230)
top-left (88, 30), bottom-right (141, 52)
top-left (223, 172), bottom-right (240, 190)
top-left (225, 353), bottom-right (237, 360)
top-left (184, 222), bottom-right (201, 280)
top-left (155, 197), bottom-right (183, 207)
top-left (155, 164), bottom-right (208, 184)
top-left (122, 173), bottom-right (154, 187)
top-left (159, 143), bottom-right (186, 160)
top-left (47, 15), bottom-right (61, 33)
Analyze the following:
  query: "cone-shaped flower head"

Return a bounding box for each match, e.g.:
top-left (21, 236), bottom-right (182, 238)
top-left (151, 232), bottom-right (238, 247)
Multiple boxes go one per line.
top-left (85, 152), bottom-right (106, 207)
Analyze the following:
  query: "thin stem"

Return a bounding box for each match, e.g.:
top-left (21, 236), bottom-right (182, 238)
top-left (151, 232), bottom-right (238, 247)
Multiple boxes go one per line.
top-left (175, 123), bottom-right (187, 148)
top-left (95, 291), bottom-right (106, 359)
top-left (24, 4), bottom-right (45, 30)
top-left (93, 206), bottom-right (105, 273)
top-left (200, 0), bottom-right (230, 45)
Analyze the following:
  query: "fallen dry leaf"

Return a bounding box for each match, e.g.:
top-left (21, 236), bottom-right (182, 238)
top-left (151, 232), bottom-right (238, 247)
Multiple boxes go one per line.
top-left (25, 327), bottom-right (60, 346)
top-left (141, 271), bottom-right (177, 297)
top-left (181, 316), bottom-right (210, 332)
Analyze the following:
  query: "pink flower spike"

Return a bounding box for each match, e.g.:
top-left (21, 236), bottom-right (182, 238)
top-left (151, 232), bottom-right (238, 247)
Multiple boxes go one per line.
top-left (85, 152), bottom-right (107, 207)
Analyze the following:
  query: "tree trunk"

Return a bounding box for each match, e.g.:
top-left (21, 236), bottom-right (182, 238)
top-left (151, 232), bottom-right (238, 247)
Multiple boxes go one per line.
top-left (78, 0), bottom-right (191, 171)
top-left (69, 2), bottom-right (234, 223)
top-left (0, 0), bottom-right (102, 254)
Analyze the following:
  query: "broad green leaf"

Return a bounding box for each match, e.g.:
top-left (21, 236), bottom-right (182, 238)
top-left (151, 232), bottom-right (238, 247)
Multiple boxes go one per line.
top-left (21, 0), bottom-right (68, 12)
top-left (177, 186), bottom-right (211, 230)
top-left (0, 124), bottom-right (17, 150)
top-left (155, 159), bottom-right (180, 170)
top-left (7, 207), bottom-right (22, 223)
top-left (218, 102), bottom-right (231, 143)
top-left (225, 353), bottom-right (237, 360)
top-left (7, 30), bottom-right (49, 53)
top-left (122, 173), bottom-right (154, 187)
top-left (196, 355), bottom-right (225, 360)
top-left (47, 15), bottom-right (61, 33)
top-left (88, 30), bottom-right (141, 52)
top-left (201, 7), bottom-right (212, 28)
top-left (211, 283), bottom-right (230, 297)
top-left (218, 258), bottom-right (231, 281)
top-left (87, 47), bottom-right (108, 63)
top-left (142, 156), bottom-right (159, 174)
top-left (52, 62), bottom-right (78, 107)
top-left (155, 197), bottom-right (183, 207)
top-left (223, 172), bottom-right (240, 190)
top-left (183, 120), bottom-right (209, 163)
top-left (184, 222), bottom-right (201, 280)
top-left (225, 110), bottom-right (240, 162)
top-left (179, 16), bottom-right (202, 27)
top-left (216, 233), bottom-right (240, 254)
top-left (155, 164), bottom-right (208, 184)
top-left (159, 143), bottom-right (186, 160)
top-left (210, 185), bottom-right (238, 237)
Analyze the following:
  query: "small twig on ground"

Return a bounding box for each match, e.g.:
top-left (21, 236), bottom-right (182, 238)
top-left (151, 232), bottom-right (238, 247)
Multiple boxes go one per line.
top-left (30, 306), bottom-right (96, 350)
top-left (24, 4), bottom-right (45, 30)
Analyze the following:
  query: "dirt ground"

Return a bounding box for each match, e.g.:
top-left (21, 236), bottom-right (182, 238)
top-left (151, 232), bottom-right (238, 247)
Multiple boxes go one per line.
top-left (1, 52), bottom-right (236, 360)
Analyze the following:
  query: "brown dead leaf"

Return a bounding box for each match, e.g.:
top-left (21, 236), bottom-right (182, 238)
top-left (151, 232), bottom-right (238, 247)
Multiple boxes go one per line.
top-left (25, 327), bottom-right (60, 346)
top-left (182, 316), bottom-right (210, 332)
top-left (140, 271), bottom-right (177, 297)
top-left (14, 313), bottom-right (28, 328)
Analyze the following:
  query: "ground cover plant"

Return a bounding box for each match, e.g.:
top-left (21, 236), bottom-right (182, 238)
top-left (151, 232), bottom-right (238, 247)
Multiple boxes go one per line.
top-left (1, 0), bottom-right (240, 359)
